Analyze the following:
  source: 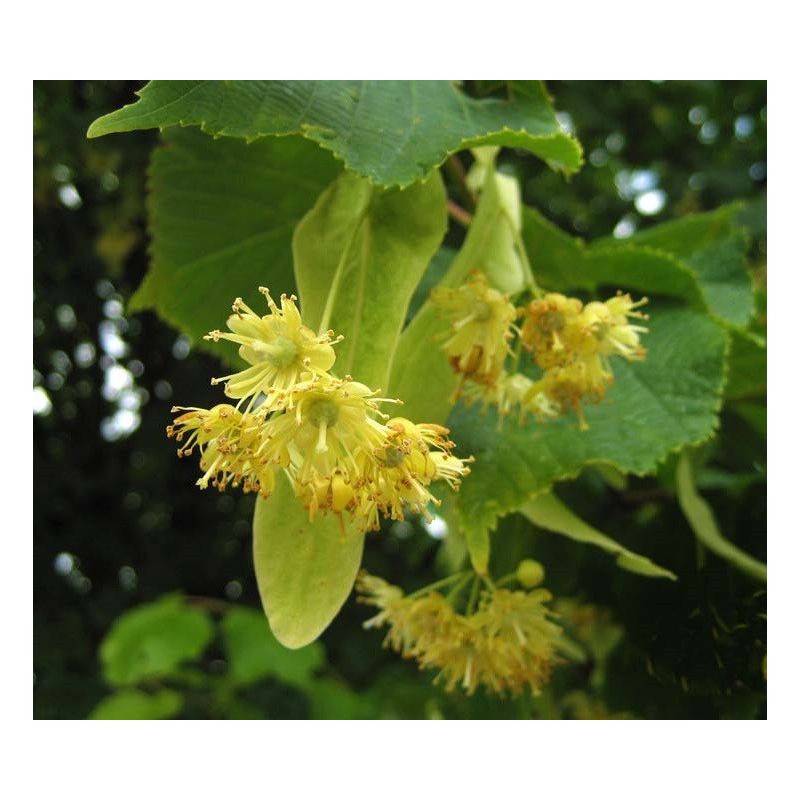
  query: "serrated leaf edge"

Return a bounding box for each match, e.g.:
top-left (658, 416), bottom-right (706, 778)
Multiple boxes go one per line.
top-left (88, 81), bottom-right (583, 189)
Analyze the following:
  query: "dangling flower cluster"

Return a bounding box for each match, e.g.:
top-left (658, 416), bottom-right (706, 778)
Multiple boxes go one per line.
top-left (519, 292), bottom-right (648, 428)
top-left (167, 404), bottom-right (276, 497)
top-left (356, 567), bottom-right (565, 696)
top-left (462, 371), bottom-right (559, 424)
top-left (432, 272), bottom-right (648, 429)
top-left (430, 271), bottom-right (517, 390)
top-left (167, 287), bottom-right (473, 532)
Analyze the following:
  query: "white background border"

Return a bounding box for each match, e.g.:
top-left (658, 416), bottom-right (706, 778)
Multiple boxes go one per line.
top-left (9, 1), bottom-right (791, 796)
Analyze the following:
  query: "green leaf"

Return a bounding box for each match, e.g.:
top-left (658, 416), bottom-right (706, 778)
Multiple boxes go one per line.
top-left (450, 307), bottom-right (727, 541)
top-left (407, 246), bottom-right (457, 322)
top-left (675, 453), bottom-right (767, 582)
top-left (307, 678), bottom-right (376, 720)
top-left (522, 493), bottom-right (676, 580)
top-left (134, 127), bottom-right (339, 353)
top-left (390, 163), bottom-right (524, 423)
top-left (590, 463), bottom-right (628, 492)
top-left (253, 472), bottom-right (365, 648)
top-left (522, 206), bottom-right (703, 306)
top-left (292, 169), bottom-right (446, 389)
top-left (465, 525), bottom-right (491, 575)
top-left (435, 491), bottom-right (470, 574)
top-left (730, 401), bottom-right (767, 438)
top-left (220, 606), bottom-right (324, 688)
top-left (99, 594), bottom-right (214, 686)
top-left (88, 80), bottom-right (583, 187)
top-left (522, 204), bottom-right (755, 327)
top-left (725, 328), bottom-right (766, 401)
top-left (584, 245), bottom-right (706, 307)
top-left (89, 689), bottom-right (183, 720)
top-left (619, 205), bottom-right (755, 327)
top-left (694, 466), bottom-right (765, 493)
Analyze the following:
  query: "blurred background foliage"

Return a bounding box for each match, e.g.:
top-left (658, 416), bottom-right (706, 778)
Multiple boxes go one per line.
top-left (33, 80), bottom-right (766, 719)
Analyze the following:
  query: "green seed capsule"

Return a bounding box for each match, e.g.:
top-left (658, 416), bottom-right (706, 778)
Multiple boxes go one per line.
top-left (516, 559), bottom-right (545, 588)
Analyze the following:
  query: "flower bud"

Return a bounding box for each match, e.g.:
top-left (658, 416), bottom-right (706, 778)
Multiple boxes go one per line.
top-left (516, 559), bottom-right (545, 588)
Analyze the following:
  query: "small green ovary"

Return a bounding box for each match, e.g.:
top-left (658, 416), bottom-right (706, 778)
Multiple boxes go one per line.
top-left (472, 300), bottom-right (493, 322)
top-left (262, 336), bottom-right (300, 369)
top-left (305, 395), bottom-right (340, 428)
top-left (382, 446), bottom-right (405, 468)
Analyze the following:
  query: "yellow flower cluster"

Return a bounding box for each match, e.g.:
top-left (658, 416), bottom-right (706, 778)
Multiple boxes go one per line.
top-left (357, 572), bottom-right (564, 696)
top-left (462, 371), bottom-right (559, 424)
top-left (431, 271), bottom-right (517, 388)
top-left (432, 272), bottom-right (648, 429)
top-left (167, 404), bottom-right (276, 497)
top-left (167, 288), bottom-right (473, 532)
top-left (519, 292), bottom-right (648, 429)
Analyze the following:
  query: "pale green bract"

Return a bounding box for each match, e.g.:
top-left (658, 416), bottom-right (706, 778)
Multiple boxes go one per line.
top-left (675, 453), bottom-right (767, 582)
top-left (292, 170), bottom-right (447, 388)
top-left (521, 492), bottom-right (676, 580)
top-left (390, 159), bottom-right (523, 423)
top-left (253, 473), bottom-right (365, 649)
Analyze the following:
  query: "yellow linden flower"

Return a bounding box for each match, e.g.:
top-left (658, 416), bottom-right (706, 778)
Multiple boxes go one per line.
top-left (356, 572), bottom-right (405, 629)
top-left (519, 292), bottom-right (588, 369)
top-left (520, 387), bottom-right (561, 424)
top-left (293, 470), bottom-right (356, 523)
top-left (429, 451), bottom-right (473, 491)
top-left (369, 464), bottom-right (439, 522)
top-left (514, 292), bottom-right (649, 429)
top-left (299, 417), bottom-right (472, 533)
top-left (197, 439), bottom-right (276, 497)
top-left (343, 482), bottom-right (382, 534)
top-left (463, 371), bottom-right (559, 424)
top-left (529, 355), bottom-right (613, 430)
top-left (417, 613), bottom-right (489, 695)
top-left (167, 403), bottom-right (243, 458)
top-left (581, 293), bottom-right (648, 361)
top-left (357, 573), bottom-right (563, 696)
top-left (431, 271), bottom-right (516, 385)
top-left (167, 404), bottom-right (276, 496)
top-left (358, 573), bottom-right (462, 655)
top-left (204, 288), bottom-right (339, 411)
top-left (477, 589), bottom-right (562, 695)
top-left (258, 375), bottom-right (394, 490)
top-left (365, 417), bottom-right (472, 522)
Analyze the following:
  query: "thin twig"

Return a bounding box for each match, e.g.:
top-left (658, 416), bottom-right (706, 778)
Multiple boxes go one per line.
top-left (443, 154), bottom-right (477, 210)
top-left (447, 199), bottom-right (473, 227)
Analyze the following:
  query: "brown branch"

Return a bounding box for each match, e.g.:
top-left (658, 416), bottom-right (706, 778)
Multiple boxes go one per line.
top-left (447, 199), bottom-right (473, 227)
top-left (443, 154), bottom-right (477, 211)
